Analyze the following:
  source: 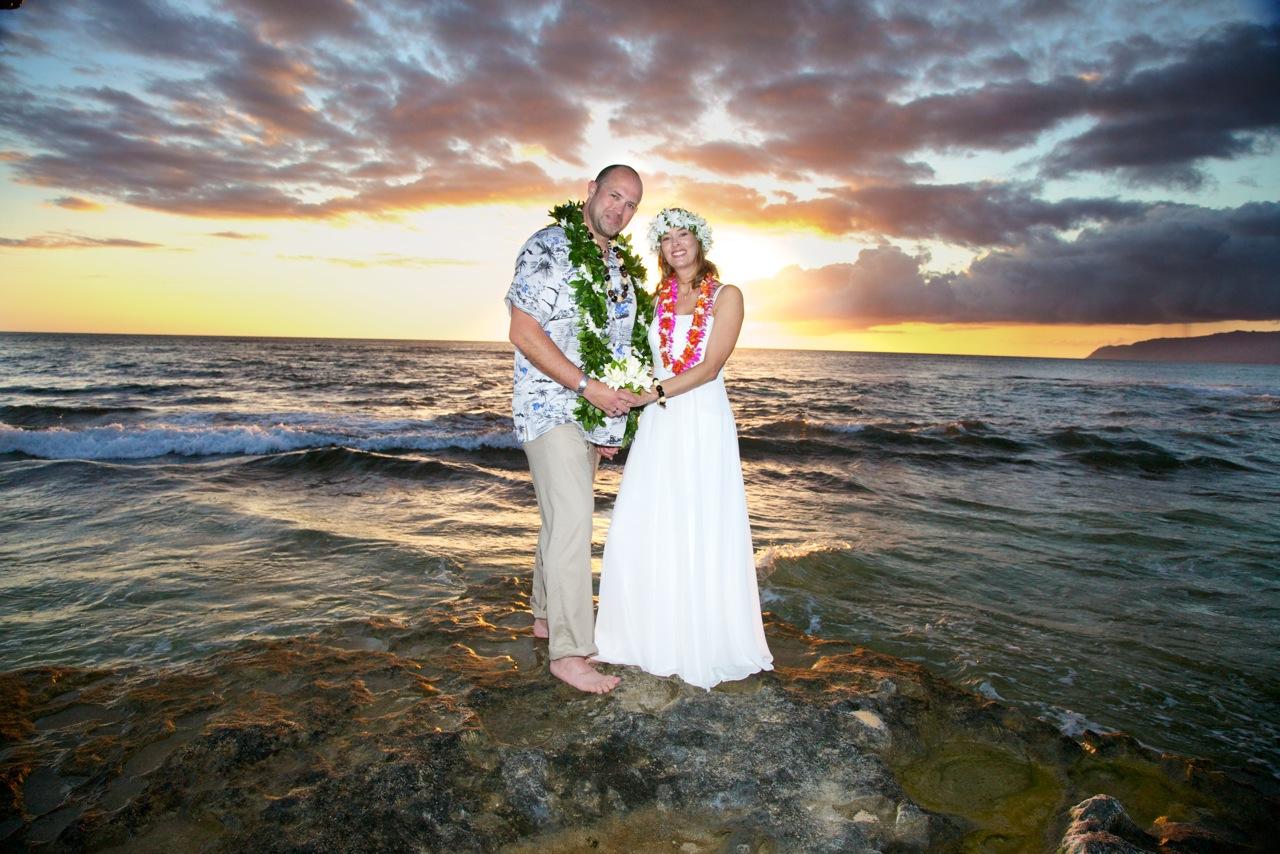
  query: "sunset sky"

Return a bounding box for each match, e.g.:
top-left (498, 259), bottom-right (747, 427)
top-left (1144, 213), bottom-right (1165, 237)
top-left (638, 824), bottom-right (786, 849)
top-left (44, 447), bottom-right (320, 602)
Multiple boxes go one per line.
top-left (1, 0), bottom-right (1277, 357)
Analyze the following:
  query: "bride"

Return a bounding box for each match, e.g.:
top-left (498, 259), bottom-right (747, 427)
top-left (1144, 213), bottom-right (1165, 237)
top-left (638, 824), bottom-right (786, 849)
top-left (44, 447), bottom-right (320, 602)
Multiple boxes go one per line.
top-left (594, 208), bottom-right (773, 690)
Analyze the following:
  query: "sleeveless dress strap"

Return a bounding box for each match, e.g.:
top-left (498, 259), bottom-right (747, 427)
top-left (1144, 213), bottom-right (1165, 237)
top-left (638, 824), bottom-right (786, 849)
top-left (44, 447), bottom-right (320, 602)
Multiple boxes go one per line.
top-left (707, 279), bottom-right (723, 311)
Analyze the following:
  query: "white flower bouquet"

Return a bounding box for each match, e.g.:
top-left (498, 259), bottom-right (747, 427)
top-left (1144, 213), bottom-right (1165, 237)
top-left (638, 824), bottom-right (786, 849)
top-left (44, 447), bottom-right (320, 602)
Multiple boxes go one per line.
top-left (600, 350), bottom-right (654, 394)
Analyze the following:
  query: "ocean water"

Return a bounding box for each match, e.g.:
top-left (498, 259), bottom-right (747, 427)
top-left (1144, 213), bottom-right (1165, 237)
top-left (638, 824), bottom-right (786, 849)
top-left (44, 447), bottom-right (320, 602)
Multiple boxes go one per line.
top-left (2, 332), bottom-right (1277, 783)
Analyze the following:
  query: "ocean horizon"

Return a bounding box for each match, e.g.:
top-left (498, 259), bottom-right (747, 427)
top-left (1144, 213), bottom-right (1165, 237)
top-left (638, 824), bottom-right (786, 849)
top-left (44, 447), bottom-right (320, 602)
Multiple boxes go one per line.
top-left (0, 328), bottom-right (1102, 361)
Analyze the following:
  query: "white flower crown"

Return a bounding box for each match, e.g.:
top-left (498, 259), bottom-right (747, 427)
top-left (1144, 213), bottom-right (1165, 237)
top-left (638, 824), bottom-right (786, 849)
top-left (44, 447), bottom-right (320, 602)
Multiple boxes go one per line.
top-left (647, 207), bottom-right (714, 255)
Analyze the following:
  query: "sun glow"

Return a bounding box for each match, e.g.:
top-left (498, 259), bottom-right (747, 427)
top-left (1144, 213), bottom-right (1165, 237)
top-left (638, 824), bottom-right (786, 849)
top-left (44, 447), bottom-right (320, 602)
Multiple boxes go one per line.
top-left (709, 227), bottom-right (792, 289)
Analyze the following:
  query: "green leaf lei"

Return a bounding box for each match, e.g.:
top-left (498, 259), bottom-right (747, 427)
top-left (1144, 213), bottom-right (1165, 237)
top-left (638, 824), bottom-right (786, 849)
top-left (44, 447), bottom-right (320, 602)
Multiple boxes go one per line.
top-left (548, 200), bottom-right (654, 446)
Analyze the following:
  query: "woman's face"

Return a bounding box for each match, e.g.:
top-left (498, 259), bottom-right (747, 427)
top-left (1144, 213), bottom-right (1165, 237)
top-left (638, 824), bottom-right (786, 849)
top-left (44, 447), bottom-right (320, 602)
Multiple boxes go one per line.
top-left (660, 227), bottom-right (699, 271)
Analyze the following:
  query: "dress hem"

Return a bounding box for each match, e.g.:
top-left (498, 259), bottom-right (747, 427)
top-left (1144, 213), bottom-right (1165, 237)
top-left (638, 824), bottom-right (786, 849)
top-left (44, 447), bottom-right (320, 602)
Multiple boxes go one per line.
top-left (593, 655), bottom-right (775, 692)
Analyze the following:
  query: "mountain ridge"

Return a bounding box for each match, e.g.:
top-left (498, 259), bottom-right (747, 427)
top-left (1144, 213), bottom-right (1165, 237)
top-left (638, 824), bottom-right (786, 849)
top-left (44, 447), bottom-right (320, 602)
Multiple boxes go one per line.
top-left (1087, 330), bottom-right (1280, 364)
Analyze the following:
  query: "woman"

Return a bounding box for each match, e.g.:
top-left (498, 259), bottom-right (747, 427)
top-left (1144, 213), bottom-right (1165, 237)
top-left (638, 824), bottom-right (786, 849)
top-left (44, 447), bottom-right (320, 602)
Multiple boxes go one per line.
top-left (594, 207), bottom-right (773, 690)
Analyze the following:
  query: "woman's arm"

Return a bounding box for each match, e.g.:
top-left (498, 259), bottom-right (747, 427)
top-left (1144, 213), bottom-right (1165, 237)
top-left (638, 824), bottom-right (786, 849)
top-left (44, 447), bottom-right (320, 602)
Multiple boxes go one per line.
top-left (641, 285), bottom-right (744, 404)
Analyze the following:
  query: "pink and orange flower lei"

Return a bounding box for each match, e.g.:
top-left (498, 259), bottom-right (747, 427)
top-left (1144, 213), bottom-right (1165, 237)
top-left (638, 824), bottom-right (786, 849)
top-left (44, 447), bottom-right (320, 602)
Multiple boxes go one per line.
top-left (658, 274), bottom-right (717, 374)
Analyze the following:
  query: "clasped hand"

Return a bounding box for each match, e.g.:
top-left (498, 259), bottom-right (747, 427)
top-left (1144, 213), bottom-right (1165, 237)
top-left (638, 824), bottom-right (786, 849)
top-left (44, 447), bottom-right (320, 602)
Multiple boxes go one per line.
top-left (585, 381), bottom-right (645, 460)
top-left (583, 380), bottom-right (642, 420)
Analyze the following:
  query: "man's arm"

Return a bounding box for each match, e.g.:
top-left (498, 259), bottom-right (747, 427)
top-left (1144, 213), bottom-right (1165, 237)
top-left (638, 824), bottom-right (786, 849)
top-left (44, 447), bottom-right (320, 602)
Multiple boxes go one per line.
top-left (508, 307), bottom-right (640, 419)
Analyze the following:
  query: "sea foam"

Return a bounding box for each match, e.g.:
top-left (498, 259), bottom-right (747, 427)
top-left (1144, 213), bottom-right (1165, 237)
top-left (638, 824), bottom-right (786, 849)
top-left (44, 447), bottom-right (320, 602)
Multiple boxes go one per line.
top-left (0, 422), bottom-right (520, 460)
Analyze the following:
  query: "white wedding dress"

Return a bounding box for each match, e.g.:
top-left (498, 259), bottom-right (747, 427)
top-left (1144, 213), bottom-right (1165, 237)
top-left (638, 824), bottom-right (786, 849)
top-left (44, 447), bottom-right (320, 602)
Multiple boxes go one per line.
top-left (594, 299), bottom-right (773, 689)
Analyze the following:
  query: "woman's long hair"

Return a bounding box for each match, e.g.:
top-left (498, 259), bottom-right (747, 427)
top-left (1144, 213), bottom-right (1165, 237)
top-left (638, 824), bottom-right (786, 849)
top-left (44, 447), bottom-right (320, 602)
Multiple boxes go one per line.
top-left (653, 236), bottom-right (719, 293)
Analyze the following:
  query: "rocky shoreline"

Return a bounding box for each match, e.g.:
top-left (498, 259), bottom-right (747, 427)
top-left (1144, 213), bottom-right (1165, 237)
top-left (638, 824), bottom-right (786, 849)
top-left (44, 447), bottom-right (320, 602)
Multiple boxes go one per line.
top-left (2, 575), bottom-right (1274, 852)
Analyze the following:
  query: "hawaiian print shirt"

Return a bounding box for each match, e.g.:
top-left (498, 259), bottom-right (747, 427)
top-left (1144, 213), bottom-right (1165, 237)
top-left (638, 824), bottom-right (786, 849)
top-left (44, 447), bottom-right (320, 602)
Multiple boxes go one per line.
top-left (505, 224), bottom-right (637, 446)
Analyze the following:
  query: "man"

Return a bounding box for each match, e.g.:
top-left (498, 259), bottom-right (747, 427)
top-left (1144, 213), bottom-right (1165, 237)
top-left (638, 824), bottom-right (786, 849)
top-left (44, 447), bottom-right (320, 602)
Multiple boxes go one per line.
top-left (505, 164), bottom-right (644, 693)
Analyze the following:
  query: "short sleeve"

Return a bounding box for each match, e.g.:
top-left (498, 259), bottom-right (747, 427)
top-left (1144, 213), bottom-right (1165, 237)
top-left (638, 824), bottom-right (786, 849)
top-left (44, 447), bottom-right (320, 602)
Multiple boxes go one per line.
top-left (505, 229), bottom-right (566, 326)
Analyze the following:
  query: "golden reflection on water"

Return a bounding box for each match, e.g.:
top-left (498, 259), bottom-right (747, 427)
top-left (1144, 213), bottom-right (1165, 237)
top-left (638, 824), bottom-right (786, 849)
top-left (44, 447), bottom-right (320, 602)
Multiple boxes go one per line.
top-left (211, 457), bottom-right (542, 573)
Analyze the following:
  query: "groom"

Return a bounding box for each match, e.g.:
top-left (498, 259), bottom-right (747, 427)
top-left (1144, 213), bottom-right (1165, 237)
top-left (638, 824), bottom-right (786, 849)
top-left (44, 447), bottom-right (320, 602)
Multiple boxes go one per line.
top-left (505, 164), bottom-right (644, 693)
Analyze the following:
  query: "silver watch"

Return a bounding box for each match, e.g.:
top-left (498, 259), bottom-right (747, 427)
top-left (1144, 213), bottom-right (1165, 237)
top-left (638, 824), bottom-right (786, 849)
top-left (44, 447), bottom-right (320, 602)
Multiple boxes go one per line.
top-left (575, 374), bottom-right (589, 394)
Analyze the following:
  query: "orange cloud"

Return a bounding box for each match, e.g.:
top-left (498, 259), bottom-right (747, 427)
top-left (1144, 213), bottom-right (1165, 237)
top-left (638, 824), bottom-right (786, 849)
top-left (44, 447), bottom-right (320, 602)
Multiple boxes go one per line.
top-left (0, 233), bottom-right (163, 249)
top-left (208, 231), bottom-right (266, 240)
top-left (48, 196), bottom-right (104, 211)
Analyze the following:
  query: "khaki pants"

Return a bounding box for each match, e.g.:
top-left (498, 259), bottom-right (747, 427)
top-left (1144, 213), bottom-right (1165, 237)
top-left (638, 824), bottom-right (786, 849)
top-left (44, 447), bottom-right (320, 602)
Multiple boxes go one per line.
top-left (523, 423), bottom-right (600, 660)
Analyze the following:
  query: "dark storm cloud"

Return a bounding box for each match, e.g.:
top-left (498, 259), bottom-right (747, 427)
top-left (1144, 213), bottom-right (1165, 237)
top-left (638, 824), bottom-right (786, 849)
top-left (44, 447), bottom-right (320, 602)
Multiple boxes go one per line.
top-left (206, 41), bottom-right (347, 142)
top-left (373, 61), bottom-right (589, 165)
top-left (638, 12), bottom-right (1279, 190)
top-left (0, 85), bottom-right (318, 217)
top-left (1043, 23), bottom-right (1280, 188)
top-left (0, 0), bottom-right (581, 218)
top-left (223, 0), bottom-right (368, 42)
top-left (716, 22), bottom-right (1278, 186)
top-left (656, 177), bottom-right (1144, 247)
top-left (754, 203), bottom-right (1280, 326)
top-left (82, 0), bottom-right (247, 65)
top-left (821, 183), bottom-right (1147, 247)
top-left (959, 202), bottom-right (1280, 323)
top-left (0, 0), bottom-right (1275, 235)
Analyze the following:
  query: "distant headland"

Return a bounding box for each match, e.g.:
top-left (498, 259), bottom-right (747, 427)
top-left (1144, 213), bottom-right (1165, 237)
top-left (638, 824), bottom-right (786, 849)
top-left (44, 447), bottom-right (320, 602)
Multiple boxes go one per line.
top-left (1087, 330), bottom-right (1280, 364)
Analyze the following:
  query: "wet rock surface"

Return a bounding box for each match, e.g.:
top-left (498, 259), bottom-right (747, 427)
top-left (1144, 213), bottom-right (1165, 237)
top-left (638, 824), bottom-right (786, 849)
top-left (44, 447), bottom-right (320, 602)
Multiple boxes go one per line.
top-left (1057, 794), bottom-right (1159, 853)
top-left (1055, 794), bottom-right (1255, 853)
top-left (1, 576), bottom-right (1275, 852)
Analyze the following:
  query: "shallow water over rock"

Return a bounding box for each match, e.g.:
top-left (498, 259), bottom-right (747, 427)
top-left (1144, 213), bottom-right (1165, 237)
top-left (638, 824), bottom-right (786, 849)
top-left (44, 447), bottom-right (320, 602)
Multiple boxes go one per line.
top-left (1, 576), bottom-right (1274, 851)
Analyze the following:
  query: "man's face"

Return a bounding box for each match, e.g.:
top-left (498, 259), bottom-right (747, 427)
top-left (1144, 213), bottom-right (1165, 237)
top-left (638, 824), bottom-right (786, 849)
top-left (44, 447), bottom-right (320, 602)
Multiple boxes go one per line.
top-left (583, 170), bottom-right (643, 240)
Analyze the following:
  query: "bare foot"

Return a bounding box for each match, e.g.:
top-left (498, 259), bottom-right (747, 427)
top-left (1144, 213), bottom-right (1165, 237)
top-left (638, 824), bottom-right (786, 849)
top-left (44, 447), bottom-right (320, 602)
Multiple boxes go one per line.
top-left (549, 656), bottom-right (620, 694)
top-left (532, 617), bottom-right (549, 639)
